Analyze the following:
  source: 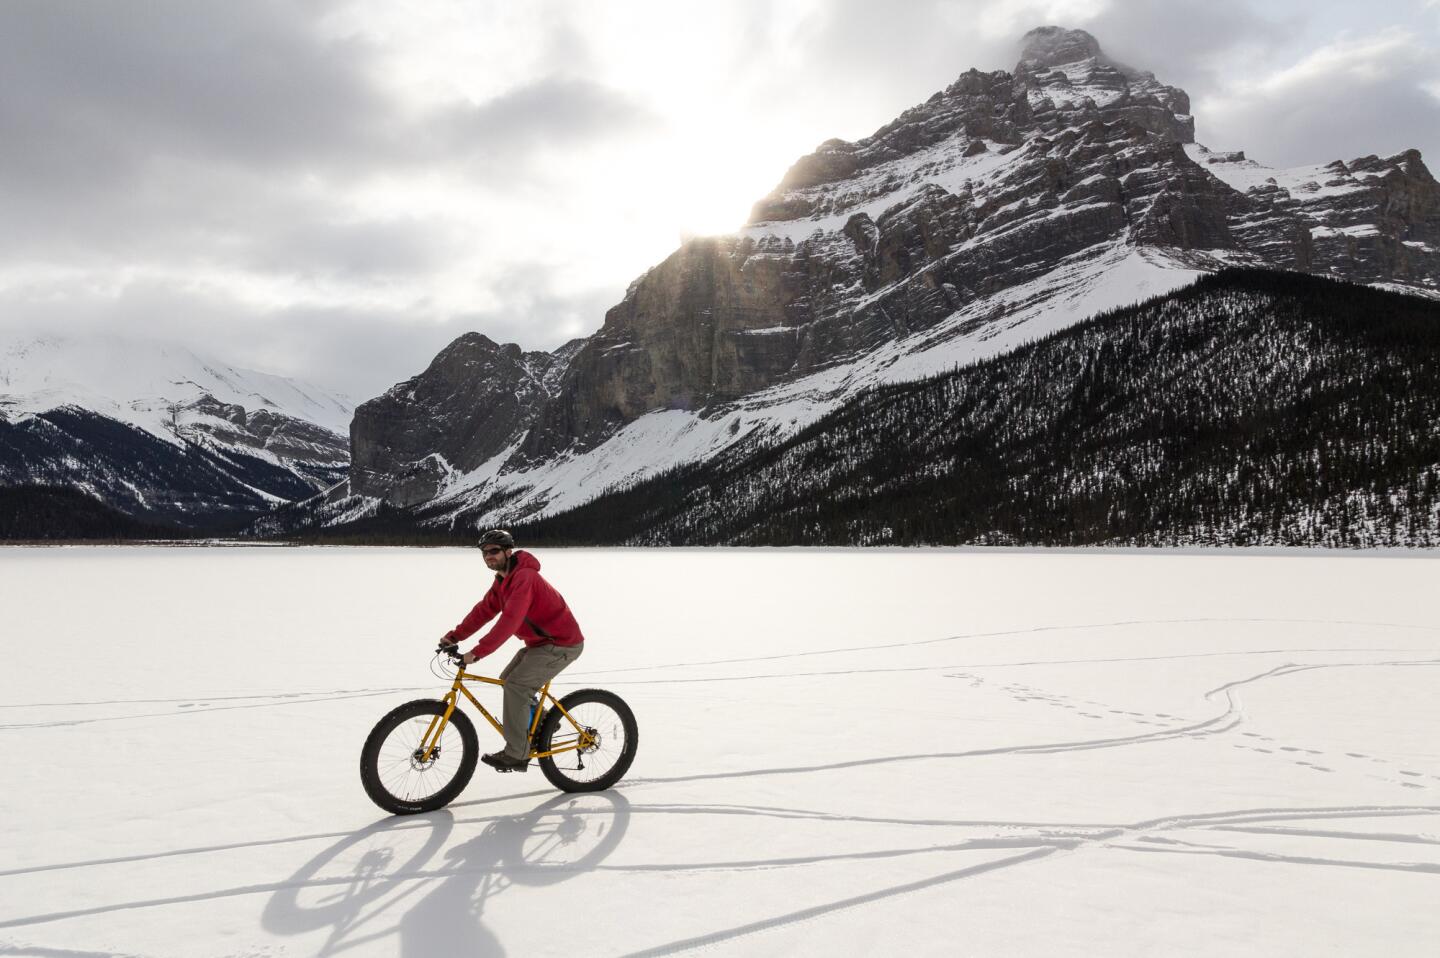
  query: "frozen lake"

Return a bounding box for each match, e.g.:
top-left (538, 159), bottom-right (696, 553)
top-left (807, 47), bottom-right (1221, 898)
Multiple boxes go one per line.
top-left (2, 546), bottom-right (1439, 956)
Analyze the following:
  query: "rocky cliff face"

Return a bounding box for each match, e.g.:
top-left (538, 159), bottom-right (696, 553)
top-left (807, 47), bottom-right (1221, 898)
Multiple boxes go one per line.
top-left (1188, 145), bottom-right (1440, 283)
top-left (346, 26), bottom-right (1440, 521)
top-left (350, 333), bottom-right (581, 506)
top-left (182, 395), bottom-right (348, 487)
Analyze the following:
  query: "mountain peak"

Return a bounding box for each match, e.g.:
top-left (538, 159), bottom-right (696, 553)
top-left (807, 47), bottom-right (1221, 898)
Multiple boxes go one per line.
top-left (1017, 26), bottom-right (1105, 70)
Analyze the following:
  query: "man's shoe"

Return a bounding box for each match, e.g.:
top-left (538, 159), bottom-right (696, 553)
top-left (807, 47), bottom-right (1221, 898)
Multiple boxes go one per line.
top-left (481, 751), bottom-right (529, 773)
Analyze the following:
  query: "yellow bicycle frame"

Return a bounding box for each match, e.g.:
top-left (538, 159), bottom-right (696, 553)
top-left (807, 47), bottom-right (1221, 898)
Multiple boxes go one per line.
top-left (418, 668), bottom-right (594, 763)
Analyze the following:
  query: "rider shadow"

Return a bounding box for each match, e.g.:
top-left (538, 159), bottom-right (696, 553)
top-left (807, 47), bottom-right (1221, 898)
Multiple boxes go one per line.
top-left (261, 790), bottom-right (631, 957)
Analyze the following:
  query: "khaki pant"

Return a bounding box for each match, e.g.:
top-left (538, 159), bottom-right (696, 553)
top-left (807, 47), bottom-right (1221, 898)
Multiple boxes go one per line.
top-left (498, 643), bottom-right (584, 760)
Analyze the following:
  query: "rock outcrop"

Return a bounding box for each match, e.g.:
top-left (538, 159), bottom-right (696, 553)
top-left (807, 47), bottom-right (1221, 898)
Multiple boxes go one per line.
top-left (350, 333), bottom-right (581, 505)
top-left (183, 395), bottom-right (349, 487)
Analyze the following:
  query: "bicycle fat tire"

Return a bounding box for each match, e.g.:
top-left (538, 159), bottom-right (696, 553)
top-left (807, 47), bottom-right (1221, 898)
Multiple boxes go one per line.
top-left (536, 688), bottom-right (638, 793)
top-left (360, 698), bottom-right (479, 815)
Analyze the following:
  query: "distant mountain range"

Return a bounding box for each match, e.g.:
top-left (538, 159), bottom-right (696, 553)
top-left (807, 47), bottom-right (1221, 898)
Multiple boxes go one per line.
top-left (273, 270), bottom-right (1440, 547)
top-left (0, 333), bottom-right (351, 535)
top-left (7, 25), bottom-right (1440, 544)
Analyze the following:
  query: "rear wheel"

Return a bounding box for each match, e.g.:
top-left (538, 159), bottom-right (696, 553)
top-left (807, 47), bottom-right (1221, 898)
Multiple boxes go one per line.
top-left (360, 699), bottom-right (478, 814)
top-left (536, 688), bottom-right (638, 793)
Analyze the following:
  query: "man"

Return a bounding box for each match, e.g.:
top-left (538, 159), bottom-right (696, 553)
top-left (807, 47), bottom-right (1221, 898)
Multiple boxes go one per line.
top-left (440, 529), bottom-right (585, 772)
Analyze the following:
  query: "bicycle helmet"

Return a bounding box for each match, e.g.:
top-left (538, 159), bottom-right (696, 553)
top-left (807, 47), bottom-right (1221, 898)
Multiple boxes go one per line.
top-left (477, 528), bottom-right (515, 550)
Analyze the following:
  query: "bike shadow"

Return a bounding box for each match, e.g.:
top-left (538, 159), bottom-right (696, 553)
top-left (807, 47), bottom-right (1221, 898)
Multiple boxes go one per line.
top-left (260, 789), bottom-right (631, 956)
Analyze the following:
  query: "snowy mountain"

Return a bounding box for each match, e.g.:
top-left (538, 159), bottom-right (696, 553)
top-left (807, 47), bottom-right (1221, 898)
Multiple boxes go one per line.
top-left (292, 25), bottom-right (1440, 538)
top-left (0, 333), bottom-right (352, 532)
top-left (516, 271), bottom-right (1440, 547)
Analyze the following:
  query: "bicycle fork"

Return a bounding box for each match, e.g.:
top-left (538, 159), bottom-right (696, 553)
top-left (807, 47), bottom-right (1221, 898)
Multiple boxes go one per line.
top-left (418, 691), bottom-right (462, 763)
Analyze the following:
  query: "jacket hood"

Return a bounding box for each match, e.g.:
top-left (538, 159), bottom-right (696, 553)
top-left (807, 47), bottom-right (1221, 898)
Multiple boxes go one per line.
top-left (509, 550), bottom-right (540, 574)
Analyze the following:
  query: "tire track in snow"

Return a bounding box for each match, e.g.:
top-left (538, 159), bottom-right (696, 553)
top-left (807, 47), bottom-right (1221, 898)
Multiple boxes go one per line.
top-left (616, 802), bottom-right (1440, 956)
top-left (623, 658), bottom-right (1440, 786)
top-left (0, 687), bottom-right (424, 730)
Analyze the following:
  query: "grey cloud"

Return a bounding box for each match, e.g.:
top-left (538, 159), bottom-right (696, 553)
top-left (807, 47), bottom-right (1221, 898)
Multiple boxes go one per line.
top-left (0, 262), bottom-right (624, 401)
top-left (0, 1), bottom-right (399, 194)
top-left (253, 271), bottom-right (622, 399)
top-left (0, 0), bottom-right (427, 279)
top-left (438, 74), bottom-right (658, 163)
top-left (483, 264), bottom-right (620, 342)
top-left (232, 277), bottom-right (622, 401)
top-left (785, 0), bottom-right (1015, 123)
top-left (1200, 59), bottom-right (1440, 169)
top-left (1083, 0), bottom-right (1294, 88)
top-left (0, 1), bottom-right (655, 285)
top-left (0, 156), bottom-right (459, 291)
top-left (242, 217), bottom-right (463, 281)
top-left (1070, 2), bottom-right (1440, 168)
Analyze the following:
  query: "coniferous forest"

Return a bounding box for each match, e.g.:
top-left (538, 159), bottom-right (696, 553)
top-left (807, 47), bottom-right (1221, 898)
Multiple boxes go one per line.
top-left (0, 486), bottom-right (185, 541)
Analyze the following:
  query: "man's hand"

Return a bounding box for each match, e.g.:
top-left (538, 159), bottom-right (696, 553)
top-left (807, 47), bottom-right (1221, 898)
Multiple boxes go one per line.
top-left (439, 632), bottom-right (457, 646)
top-left (462, 651), bottom-right (478, 666)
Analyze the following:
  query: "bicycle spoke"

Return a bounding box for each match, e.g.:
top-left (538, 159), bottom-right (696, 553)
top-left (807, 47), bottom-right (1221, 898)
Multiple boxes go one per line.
top-left (545, 701), bottom-right (628, 783)
top-left (375, 716), bottom-right (462, 802)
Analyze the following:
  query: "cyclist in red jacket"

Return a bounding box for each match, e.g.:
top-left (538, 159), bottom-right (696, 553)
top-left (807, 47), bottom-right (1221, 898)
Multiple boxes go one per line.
top-left (440, 529), bottom-right (585, 772)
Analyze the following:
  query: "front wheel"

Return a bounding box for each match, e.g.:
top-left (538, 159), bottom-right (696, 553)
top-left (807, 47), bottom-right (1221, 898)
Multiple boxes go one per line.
top-left (536, 689), bottom-right (638, 793)
top-left (360, 699), bottom-right (478, 814)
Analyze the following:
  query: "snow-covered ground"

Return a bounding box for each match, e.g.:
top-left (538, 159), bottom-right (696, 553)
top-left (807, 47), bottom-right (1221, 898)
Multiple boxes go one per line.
top-left (2, 546), bottom-right (1438, 956)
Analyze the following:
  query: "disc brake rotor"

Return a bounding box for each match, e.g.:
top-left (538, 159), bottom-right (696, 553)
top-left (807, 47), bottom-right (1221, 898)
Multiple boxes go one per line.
top-left (410, 746), bottom-right (440, 770)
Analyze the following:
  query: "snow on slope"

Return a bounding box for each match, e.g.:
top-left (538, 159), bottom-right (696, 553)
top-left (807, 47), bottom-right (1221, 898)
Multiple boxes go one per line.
top-left (1184, 143), bottom-right (1379, 201)
top-left (0, 333), bottom-right (353, 438)
top-left (739, 137), bottom-right (1029, 245)
top-left (432, 241), bottom-right (1218, 522)
top-left (2, 546), bottom-right (1438, 956)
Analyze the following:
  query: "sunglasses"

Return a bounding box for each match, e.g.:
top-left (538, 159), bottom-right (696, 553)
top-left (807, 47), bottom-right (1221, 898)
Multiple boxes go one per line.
top-left (481, 547), bottom-right (505, 557)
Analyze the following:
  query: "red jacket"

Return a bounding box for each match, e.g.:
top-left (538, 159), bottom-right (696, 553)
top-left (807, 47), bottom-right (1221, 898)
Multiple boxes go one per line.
top-left (448, 550), bottom-right (584, 660)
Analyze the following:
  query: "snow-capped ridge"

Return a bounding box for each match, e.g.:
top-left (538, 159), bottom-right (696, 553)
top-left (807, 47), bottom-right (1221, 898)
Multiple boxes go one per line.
top-left (0, 332), bottom-right (352, 437)
top-left (0, 332), bottom-right (354, 528)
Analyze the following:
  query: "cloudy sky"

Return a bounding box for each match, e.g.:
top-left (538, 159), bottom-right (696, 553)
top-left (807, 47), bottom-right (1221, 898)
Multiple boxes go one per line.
top-left (2, 0), bottom-right (1438, 402)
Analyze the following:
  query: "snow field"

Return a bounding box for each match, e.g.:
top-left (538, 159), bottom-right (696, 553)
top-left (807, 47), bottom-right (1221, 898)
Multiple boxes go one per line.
top-left (1, 546), bottom-right (1438, 956)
